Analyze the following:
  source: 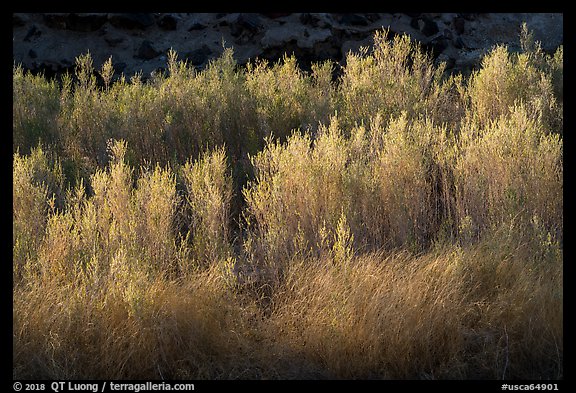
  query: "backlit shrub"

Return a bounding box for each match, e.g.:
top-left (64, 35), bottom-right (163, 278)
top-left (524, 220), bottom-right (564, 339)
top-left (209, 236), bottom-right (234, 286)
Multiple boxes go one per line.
top-left (181, 146), bottom-right (233, 267)
top-left (13, 25), bottom-right (563, 380)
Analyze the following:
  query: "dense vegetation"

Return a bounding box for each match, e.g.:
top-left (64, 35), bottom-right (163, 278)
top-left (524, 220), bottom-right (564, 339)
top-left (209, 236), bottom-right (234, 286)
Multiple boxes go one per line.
top-left (13, 27), bottom-right (563, 379)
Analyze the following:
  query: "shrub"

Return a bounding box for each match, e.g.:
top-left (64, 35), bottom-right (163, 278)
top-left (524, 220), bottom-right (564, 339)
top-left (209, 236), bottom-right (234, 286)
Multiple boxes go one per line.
top-left (466, 43), bottom-right (562, 134)
top-left (454, 105), bottom-right (563, 242)
top-left (13, 146), bottom-right (64, 282)
top-left (32, 140), bottom-right (182, 284)
top-left (243, 117), bottom-right (349, 265)
top-left (243, 111), bottom-right (472, 261)
top-left (58, 52), bottom-right (108, 169)
top-left (365, 113), bottom-right (456, 249)
top-left (246, 54), bottom-right (319, 143)
top-left (159, 47), bottom-right (258, 163)
top-left (13, 65), bottom-right (61, 154)
top-left (133, 163), bottom-right (179, 275)
top-left (337, 29), bottom-right (442, 131)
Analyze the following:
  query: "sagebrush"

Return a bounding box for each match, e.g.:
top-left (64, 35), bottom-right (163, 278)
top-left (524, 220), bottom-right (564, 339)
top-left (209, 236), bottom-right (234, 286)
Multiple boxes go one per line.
top-left (13, 27), bottom-right (562, 379)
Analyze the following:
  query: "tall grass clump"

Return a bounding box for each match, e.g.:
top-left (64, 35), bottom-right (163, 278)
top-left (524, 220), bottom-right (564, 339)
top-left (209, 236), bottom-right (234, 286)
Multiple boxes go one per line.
top-left (265, 222), bottom-right (562, 379)
top-left (454, 221), bottom-right (563, 379)
top-left (267, 250), bottom-right (467, 378)
top-left (90, 140), bottom-right (185, 277)
top-left (14, 249), bottom-right (259, 379)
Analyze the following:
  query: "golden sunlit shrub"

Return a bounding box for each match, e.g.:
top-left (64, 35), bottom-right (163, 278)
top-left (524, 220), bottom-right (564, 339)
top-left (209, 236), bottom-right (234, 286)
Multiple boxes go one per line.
top-left (466, 41), bottom-right (562, 134)
top-left (58, 52), bottom-right (110, 169)
top-left (13, 24), bottom-right (563, 380)
top-left (455, 105), bottom-right (563, 242)
top-left (424, 72), bottom-right (468, 131)
top-left (160, 47), bottom-right (258, 162)
top-left (32, 140), bottom-right (181, 284)
top-left (13, 146), bottom-right (64, 282)
top-left (181, 146), bottom-right (233, 268)
top-left (519, 22), bottom-right (563, 105)
top-left (13, 65), bottom-right (61, 154)
top-left (243, 107), bottom-right (523, 261)
top-left (338, 29), bottom-right (443, 130)
top-left (243, 117), bottom-right (350, 264)
top-left (366, 113), bottom-right (448, 248)
top-left (133, 163), bottom-right (179, 275)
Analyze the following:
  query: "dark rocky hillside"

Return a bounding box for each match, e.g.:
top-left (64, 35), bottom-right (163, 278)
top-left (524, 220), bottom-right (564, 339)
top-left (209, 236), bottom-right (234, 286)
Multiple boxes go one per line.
top-left (13, 12), bottom-right (563, 81)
